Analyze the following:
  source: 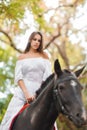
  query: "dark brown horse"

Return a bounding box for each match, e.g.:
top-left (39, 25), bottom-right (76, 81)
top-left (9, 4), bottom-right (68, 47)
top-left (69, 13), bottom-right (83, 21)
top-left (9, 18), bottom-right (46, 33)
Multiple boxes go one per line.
top-left (11, 59), bottom-right (86, 130)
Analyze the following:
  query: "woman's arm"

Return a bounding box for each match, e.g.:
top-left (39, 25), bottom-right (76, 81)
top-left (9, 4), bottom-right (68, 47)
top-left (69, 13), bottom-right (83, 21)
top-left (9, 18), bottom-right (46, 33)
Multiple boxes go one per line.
top-left (16, 54), bottom-right (35, 103)
top-left (18, 80), bottom-right (35, 103)
top-left (18, 80), bottom-right (30, 99)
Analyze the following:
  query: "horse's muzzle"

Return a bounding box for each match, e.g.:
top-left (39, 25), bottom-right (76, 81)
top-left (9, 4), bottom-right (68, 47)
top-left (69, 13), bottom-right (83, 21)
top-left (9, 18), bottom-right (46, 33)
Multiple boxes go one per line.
top-left (69, 109), bottom-right (87, 128)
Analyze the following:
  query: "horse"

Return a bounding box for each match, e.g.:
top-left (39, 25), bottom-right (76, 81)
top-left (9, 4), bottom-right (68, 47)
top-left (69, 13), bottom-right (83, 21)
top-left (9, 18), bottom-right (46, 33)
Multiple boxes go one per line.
top-left (11, 59), bottom-right (87, 130)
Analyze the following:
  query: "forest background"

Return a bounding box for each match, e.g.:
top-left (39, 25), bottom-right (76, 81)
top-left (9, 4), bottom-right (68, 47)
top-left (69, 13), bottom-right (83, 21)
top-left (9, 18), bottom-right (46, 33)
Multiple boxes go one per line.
top-left (0, 0), bottom-right (87, 130)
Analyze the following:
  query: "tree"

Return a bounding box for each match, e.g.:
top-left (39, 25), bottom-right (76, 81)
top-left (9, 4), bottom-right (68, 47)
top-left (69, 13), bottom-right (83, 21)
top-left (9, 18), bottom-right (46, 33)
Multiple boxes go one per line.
top-left (0, 0), bottom-right (87, 129)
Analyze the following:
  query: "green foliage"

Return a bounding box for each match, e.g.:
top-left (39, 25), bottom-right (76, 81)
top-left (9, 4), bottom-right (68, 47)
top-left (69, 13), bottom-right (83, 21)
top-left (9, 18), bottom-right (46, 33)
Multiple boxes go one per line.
top-left (0, 45), bottom-right (17, 92)
top-left (0, 0), bottom-right (51, 33)
top-left (0, 0), bottom-right (87, 129)
top-left (0, 44), bottom-right (17, 122)
top-left (0, 0), bottom-right (43, 22)
top-left (66, 42), bottom-right (85, 66)
top-left (0, 0), bottom-right (25, 20)
top-left (0, 94), bottom-right (12, 123)
top-left (49, 42), bottom-right (86, 69)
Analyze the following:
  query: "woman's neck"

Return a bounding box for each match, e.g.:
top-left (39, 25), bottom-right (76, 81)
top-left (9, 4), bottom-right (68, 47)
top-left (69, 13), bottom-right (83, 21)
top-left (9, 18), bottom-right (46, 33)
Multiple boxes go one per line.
top-left (29, 49), bottom-right (38, 54)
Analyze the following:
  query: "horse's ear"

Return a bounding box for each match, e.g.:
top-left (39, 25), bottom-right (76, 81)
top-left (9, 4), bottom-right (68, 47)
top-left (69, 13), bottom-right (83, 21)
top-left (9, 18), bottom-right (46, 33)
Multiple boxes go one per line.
top-left (74, 66), bottom-right (85, 77)
top-left (54, 59), bottom-right (62, 76)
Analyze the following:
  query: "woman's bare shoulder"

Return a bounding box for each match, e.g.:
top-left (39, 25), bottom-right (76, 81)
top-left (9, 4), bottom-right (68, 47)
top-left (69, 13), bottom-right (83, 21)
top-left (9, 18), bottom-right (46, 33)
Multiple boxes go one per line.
top-left (17, 53), bottom-right (26, 60)
top-left (42, 51), bottom-right (49, 59)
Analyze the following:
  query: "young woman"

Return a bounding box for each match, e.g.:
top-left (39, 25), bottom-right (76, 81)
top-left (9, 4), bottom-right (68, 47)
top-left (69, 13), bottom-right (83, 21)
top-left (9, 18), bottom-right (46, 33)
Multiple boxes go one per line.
top-left (0, 31), bottom-right (52, 130)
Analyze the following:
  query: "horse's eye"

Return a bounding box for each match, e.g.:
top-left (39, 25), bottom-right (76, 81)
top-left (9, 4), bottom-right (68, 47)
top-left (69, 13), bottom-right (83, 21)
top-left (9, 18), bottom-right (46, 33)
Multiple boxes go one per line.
top-left (59, 85), bottom-right (65, 91)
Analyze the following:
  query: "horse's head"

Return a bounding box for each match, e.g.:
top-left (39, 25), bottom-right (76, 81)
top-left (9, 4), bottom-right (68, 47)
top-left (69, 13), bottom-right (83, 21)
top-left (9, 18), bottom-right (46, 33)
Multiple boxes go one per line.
top-left (53, 59), bottom-right (87, 127)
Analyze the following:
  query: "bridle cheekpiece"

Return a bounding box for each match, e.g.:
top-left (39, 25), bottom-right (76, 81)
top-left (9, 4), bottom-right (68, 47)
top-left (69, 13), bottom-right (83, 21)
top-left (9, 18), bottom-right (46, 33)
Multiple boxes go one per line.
top-left (53, 74), bottom-right (77, 120)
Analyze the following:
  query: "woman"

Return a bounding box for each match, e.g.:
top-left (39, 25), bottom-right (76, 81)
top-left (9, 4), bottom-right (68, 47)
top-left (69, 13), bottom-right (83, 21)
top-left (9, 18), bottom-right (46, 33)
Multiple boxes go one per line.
top-left (0, 31), bottom-right (52, 130)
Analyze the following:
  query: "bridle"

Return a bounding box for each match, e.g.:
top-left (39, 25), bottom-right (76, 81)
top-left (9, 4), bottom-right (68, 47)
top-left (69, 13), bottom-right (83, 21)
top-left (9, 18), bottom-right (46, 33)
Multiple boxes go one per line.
top-left (53, 74), bottom-right (78, 120)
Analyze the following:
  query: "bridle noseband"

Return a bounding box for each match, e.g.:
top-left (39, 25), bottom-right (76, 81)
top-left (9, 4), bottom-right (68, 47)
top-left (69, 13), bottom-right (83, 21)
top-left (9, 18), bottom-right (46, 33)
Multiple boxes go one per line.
top-left (53, 74), bottom-right (77, 120)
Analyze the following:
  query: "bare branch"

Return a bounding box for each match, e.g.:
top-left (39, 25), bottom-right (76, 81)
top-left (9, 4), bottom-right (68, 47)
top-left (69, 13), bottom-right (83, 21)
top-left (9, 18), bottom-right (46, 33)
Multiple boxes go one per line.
top-left (44, 4), bottom-right (75, 14)
top-left (0, 28), bottom-right (22, 53)
top-left (44, 33), bottom-right (60, 49)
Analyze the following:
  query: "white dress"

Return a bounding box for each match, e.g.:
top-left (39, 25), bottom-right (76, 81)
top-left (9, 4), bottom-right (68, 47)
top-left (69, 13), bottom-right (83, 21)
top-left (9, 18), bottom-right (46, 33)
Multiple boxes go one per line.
top-left (0, 57), bottom-right (52, 130)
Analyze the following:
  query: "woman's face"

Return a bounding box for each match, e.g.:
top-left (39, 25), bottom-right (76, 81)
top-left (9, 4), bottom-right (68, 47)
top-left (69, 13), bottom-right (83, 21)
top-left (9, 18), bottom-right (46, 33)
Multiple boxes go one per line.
top-left (30, 34), bottom-right (41, 51)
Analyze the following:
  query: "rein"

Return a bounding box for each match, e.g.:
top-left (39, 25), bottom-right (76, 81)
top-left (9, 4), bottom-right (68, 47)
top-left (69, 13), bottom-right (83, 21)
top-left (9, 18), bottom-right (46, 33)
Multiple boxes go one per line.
top-left (53, 74), bottom-right (77, 120)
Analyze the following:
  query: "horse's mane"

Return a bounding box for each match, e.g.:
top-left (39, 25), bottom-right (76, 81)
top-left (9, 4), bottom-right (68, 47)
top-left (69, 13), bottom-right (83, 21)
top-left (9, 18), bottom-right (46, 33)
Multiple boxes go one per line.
top-left (36, 73), bottom-right (54, 97)
top-left (35, 69), bottom-right (71, 98)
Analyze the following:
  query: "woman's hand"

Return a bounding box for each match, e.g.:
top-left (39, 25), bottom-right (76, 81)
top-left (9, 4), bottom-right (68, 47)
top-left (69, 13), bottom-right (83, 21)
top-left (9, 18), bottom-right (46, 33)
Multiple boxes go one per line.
top-left (26, 95), bottom-right (35, 104)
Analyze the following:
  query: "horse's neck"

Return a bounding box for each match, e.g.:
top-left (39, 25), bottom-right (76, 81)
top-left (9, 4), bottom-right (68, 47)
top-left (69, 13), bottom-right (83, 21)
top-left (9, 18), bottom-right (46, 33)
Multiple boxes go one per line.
top-left (25, 79), bottom-right (59, 130)
top-left (36, 78), bottom-right (54, 107)
top-left (33, 79), bottom-right (59, 125)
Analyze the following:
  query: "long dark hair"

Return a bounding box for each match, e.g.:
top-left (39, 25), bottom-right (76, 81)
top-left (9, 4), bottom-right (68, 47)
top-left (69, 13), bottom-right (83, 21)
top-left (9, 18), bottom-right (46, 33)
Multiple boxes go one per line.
top-left (24, 31), bottom-right (43, 53)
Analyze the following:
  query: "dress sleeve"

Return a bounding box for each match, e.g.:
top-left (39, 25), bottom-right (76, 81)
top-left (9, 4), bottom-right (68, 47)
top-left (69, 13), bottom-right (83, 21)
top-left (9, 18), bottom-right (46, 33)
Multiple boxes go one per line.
top-left (43, 60), bottom-right (52, 81)
top-left (14, 61), bottom-right (23, 84)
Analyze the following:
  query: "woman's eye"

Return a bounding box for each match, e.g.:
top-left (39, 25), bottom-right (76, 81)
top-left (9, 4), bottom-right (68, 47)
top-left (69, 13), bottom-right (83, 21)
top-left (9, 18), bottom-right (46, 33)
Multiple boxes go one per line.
top-left (33, 38), bottom-right (36, 41)
top-left (33, 38), bottom-right (41, 42)
top-left (38, 40), bottom-right (41, 42)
